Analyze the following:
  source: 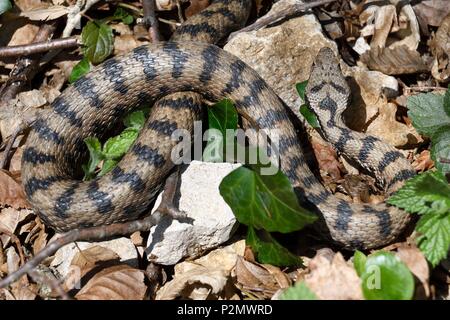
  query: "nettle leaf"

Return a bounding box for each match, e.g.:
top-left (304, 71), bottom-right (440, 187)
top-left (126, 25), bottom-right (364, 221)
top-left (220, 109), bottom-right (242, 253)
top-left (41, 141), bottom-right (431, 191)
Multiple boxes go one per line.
top-left (359, 251), bottom-right (414, 300)
top-left (431, 129), bottom-right (450, 174)
top-left (102, 128), bottom-right (139, 160)
top-left (69, 58), bottom-right (91, 83)
top-left (113, 7), bottom-right (133, 25)
top-left (280, 282), bottom-right (317, 300)
top-left (246, 227), bottom-right (302, 267)
top-left (82, 137), bottom-right (104, 180)
top-left (0, 0), bottom-right (12, 15)
top-left (219, 166), bottom-right (317, 233)
top-left (407, 92), bottom-right (450, 137)
top-left (123, 109), bottom-right (148, 130)
top-left (416, 211), bottom-right (450, 267)
top-left (82, 20), bottom-right (114, 64)
top-left (388, 171), bottom-right (450, 214)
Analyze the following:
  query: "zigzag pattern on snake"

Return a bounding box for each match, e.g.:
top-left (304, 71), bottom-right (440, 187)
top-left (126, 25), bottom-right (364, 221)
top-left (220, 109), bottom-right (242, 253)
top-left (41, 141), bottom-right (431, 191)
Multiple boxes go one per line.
top-left (21, 0), bottom-right (415, 249)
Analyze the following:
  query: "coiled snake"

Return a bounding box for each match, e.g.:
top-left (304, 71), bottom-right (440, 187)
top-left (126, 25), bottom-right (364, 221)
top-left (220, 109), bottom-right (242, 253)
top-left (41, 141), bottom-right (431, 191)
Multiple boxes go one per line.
top-left (21, 0), bottom-right (415, 249)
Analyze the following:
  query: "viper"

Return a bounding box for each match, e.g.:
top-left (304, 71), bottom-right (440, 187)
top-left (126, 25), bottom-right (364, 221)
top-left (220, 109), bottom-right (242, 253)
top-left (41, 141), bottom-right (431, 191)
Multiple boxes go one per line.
top-left (21, 0), bottom-right (415, 249)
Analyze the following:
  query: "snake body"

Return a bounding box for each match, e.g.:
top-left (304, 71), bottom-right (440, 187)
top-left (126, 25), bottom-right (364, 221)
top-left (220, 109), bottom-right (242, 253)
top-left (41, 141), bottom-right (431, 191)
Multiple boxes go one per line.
top-left (21, 1), bottom-right (415, 249)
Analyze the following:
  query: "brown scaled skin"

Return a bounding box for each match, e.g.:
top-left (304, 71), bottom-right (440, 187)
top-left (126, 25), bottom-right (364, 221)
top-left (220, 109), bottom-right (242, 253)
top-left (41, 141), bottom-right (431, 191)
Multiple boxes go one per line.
top-left (22, 8), bottom-right (414, 250)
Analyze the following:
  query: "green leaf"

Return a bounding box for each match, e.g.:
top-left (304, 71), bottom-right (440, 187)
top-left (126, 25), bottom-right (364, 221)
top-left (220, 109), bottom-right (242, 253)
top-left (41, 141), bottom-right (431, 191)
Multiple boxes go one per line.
top-left (279, 282), bottom-right (317, 300)
top-left (295, 81), bottom-right (308, 101)
top-left (431, 129), bottom-right (450, 174)
top-left (204, 99), bottom-right (238, 162)
top-left (0, 0), bottom-right (12, 15)
top-left (123, 109), bottom-right (148, 129)
top-left (69, 58), bottom-right (91, 83)
top-left (388, 171), bottom-right (450, 215)
top-left (203, 129), bottom-right (224, 163)
top-left (246, 227), bottom-right (302, 267)
top-left (296, 81), bottom-right (320, 128)
top-left (407, 92), bottom-right (450, 137)
top-left (444, 85), bottom-right (450, 117)
top-left (99, 159), bottom-right (119, 176)
top-left (353, 250), bottom-right (367, 277)
top-left (81, 21), bottom-right (114, 64)
top-left (300, 105), bottom-right (320, 129)
top-left (360, 251), bottom-right (414, 300)
top-left (208, 99), bottom-right (238, 137)
top-left (219, 166), bottom-right (317, 233)
top-left (113, 7), bottom-right (134, 25)
top-left (102, 128), bottom-right (139, 160)
top-left (82, 137), bottom-right (104, 180)
top-left (416, 211), bottom-right (450, 267)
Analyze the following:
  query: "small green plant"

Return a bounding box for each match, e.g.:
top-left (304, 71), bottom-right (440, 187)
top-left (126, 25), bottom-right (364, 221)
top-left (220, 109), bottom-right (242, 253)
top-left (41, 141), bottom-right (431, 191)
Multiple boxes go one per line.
top-left (279, 282), bottom-right (317, 300)
top-left (354, 251), bottom-right (414, 300)
top-left (388, 171), bottom-right (450, 266)
top-left (82, 108), bottom-right (149, 180)
top-left (215, 100), bottom-right (317, 267)
top-left (69, 7), bottom-right (135, 82)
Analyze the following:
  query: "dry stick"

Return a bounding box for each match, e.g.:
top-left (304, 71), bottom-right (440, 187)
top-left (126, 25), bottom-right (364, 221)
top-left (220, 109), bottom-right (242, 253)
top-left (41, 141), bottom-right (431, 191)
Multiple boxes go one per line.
top-left (228, 0), bottom-right (339, 41)
top-left (28, 269), bottom-right (71, 300)
top-left (0, 36), bottom-right (79, 59)
top-left (142, 0), bottom-right (161, 42)
top-left (0, 22), bottom-right (57, 106)
top-left (0, 213), bottom-right (167, 289)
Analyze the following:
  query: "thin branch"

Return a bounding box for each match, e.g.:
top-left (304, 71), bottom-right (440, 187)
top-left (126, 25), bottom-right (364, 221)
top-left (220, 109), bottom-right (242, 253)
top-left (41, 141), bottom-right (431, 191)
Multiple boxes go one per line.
top-left (0, 36), bottom-right (79, 59)
top-left (0, 22), bottom-right (57, 108)
top-left (228, 0), bottom-right (339, 41)
top-left (142, 0), bottom-right (161, 42)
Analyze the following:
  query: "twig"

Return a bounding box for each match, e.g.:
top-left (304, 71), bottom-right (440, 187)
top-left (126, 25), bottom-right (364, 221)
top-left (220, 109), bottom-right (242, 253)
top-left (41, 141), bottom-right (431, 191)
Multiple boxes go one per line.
top-left (28, 269), bottom-right (70, 300)
top-left (0, 36), bottom-right (79, 59)
top-left (0, 22), bottom-right (57, 108)
top-left (142, 0), bottom-right (161, 42)
top-left (228, 0), bottom-right (339, 41)
top-left (0, 125), bottom-right (26, 169)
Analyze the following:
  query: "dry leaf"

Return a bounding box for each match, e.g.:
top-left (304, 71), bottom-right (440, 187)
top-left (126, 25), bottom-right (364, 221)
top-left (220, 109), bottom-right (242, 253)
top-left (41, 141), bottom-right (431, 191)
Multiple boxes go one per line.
top-left (361, 46), bottom-right (429, 75)
top-left (311, 137), bottom-right (343, 181)
top-left (6, 24), bottom-right (40, 47)
top-left (429, 13), bottom-right (450, 81)
top-left (64, 246), bottom-right (121, 291)
top-left (366, 102), bottom-right (421, 147)
top-left (0, 170), bottom-right (30, 209)
top-left (155, 0), bottom-right (177, 11)
top-left (186, 0), bottom-right (210, 18)
top-left (412, 150), bottom-right (434, 172)
top-left (20, 5), bottom-right (69, 21)
top-left (234, 256), bottom-right (291, 299)
top-left (75, 265), bottom-right (146, 300)
top-left (303, 250), bottom-right (363, 300)
top-left (14, 0), bottom-right (44, 11)
top-left (156, 266), bottom-right (229, 300)
top-left (0, 207), bottom-right (31, 246)
top-left (396, 244), bottom-right (430, 298)
top-left (156, 240), bottom-right (245, 300)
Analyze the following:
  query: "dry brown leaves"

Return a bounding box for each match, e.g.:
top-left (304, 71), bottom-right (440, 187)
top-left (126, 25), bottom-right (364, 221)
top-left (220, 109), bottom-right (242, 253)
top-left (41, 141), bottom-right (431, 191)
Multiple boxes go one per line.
top-left (75, 265), bottom-right (147, 300)
top-left (0, 170), bottom-right (30, 209)
top-left (234, 249), bottom-right (291, 299)
top-left (429, 13), bottom-right (450, 81)
top-left (156, 240), bottom-right (245, 300)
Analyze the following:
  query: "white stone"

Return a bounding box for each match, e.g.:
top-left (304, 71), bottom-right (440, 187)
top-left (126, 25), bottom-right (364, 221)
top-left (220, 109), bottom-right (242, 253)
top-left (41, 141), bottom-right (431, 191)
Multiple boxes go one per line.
top-left (146, 161), bottom-right (241, 265)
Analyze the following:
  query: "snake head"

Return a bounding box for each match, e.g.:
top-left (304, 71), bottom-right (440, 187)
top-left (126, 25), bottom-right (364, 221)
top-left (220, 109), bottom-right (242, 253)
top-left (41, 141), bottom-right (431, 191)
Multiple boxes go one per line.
top-left (305, 47), bottom-right (351, 117)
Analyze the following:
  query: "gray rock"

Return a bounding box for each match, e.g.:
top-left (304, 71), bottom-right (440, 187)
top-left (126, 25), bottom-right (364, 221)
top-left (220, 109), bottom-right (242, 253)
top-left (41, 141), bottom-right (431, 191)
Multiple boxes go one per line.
top-left (224, 0), bottom-right (336, 115)
top-left (146, 161), bottom-right (241, 265)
